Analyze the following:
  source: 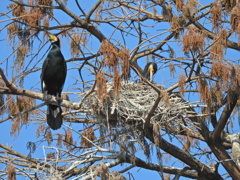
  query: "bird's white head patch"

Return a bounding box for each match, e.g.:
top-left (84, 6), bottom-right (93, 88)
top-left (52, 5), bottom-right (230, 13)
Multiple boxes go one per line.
top-left (48, 33), bottom-right (59, 43)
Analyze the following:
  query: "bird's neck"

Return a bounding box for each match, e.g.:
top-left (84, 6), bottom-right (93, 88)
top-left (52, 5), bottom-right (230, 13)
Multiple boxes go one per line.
top-left (51, 41), bottom-right (60, 48)
top-left (150, 71), bottom-right (153, 82)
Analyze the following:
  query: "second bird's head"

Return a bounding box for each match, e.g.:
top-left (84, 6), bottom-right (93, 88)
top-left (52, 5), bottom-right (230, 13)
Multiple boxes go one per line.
top-left (47, 32), bottom-right (60, 45)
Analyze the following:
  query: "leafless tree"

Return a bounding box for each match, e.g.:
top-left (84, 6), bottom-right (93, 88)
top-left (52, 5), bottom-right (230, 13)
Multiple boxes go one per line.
top-left (0, 0), bottom-right (240, 179)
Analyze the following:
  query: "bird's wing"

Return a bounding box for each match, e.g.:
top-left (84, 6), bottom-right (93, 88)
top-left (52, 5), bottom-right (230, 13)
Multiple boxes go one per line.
top-left (153, 62), bottom-right (158, 73)
top-left (40, 57), bottom-right (49, 92)
top-left (143, 63), bottom-right (150, 78)
top-left (59, 60), bottom-right (67, 92)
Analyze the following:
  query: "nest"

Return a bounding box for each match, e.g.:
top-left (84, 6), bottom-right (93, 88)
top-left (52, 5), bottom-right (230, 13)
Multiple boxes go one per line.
top-left (83, 82), bottom-right (197, 126)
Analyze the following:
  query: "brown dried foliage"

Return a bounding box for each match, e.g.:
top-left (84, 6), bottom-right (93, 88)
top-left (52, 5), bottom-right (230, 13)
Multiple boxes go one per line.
top-left (225, 0), bottom-right (237, 12)
top-left (169, 61), bottom-right (175, 76)
top-left (98, 164), bottom-right (109, 180)
top-left (36, 0), bottom-right (53, 15)
top-left (182, 137), bottom-right (191, 152)
top-left (201, 107), bottom-right (208, 121)
top-left (162, 4), bottom-right (173, 21)
top-left (8, 164), bottom-right (16, 180)
top-left (210, 41), bottom-right (224, 61)
top-left (0, 94), bottom-right (5, 116)
top-left (8, 95), bottom-right (36, 136)
top-left (0, 79), bottom-right (6, 116)
top-left (46, 129), bottom-right (53, 146)
top-left (219, 29), bottom-right (228, 48)
top-left (236, 24), bottom-right (240, 46)
top-left (186, 0), bottom-right (198, 10)
top-left (230, 5), bottom-right (240, 32)
top-left (57, 133), bottom-right (63, 148)
top-left (170, 15), bottom-right (184, 39)
top-left (210, 1), bottom-right (222, 31)
top-left (114, 68), bottom-right (121, 101)
top-left (182, 26), bottom-right (205, 55)
top-left (119, 47), bottom-right (130, 80)
top-left (9, 1), bottom-right (50, 31)
top-left (94, 4), bottom-right (103, 20)
top-left (100, 39), bottom-right (119, 69)
top-left (9, 2), bottom-right (25, 17)
top-left (60, 26), bottom-right (72, 37)
top-left (36, 124), bottom-right (46, 138)
top-left (28, 0), bottom-right (34, 4)
top-left (16, 45), bottom-right (28, 72)
top-left (211, 59), bottom-right (229, 83)
top-left (20, 8), bottom-right (44, 28)
top-left (37, 0), bottom-right (52, 6)
top-left (43, 17), bottom-right (49, 27)
top-left (182, 0), bottom-right (198, 20)
top-left (182, 7), bottom-right (191, 20)
top-left (17, 96), bottom-right (27, 121)
top-left (212, 83), bottom-right (222, 106)
top-left (162, 90), bottom-right (170, 107)
top-left (96, 71), bottom-right (108, 104)
top-left (70, 31), bottom-right (81, 57)
top-left (230, 65), bottom-right (240, 89)
top-left (198, 77), bottom-right (212, 107)
top-left (10, 117), bottom-right (20, 137)
top-left (64, 129), bottom-right (73, 149)
top-left (47, 152), bottom-right (55, 159)
top-left (7, 23), bottom-right (18, 41)
top-left (29, 8), bottom-right (44, 26)
top-left (7, 95), bottom-right (18, 115)
top-left (81, 127), bottom-right (96, 147)
top-left (164, 174), bottom-right (171, 180)
top-left (178, 74), bottom-right (186, 97)
top-left (108, 172), bottom-right (126, 180)
top-left (120, 137), bottom-right (126, 152)
top-left (16, 96), bottom-right (35, 124)
top-left (100, 40), bottom-right (123, 99)
top-left (176, 0), bottom-right (184, 11)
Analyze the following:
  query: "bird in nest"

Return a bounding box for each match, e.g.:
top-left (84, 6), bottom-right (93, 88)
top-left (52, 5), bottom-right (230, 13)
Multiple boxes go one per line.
top-left (143, 62), bottom-right (158, 82)
top-left (41, 32), bottom-right (67, 130)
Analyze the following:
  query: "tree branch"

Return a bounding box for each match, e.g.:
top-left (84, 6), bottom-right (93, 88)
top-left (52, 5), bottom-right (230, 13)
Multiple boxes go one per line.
top-left (145, 125), bottom-right (223, 180)
top-left (55, 0), bottom-right (106, 42)
top-left (10, 0), bottom-right (60, 9)
top-left (124, 154), bottom-right (198, 179)
top-left (212, 90), bottom-right (239, 140)
top-left (85, 0), bottom-right (102, 21)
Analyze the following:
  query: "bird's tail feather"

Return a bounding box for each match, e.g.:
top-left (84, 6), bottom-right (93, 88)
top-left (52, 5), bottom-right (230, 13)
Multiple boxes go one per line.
top-left (143, 72), bottom-right (149, 79)
top-left (47, 105), bottom-right (63, 130)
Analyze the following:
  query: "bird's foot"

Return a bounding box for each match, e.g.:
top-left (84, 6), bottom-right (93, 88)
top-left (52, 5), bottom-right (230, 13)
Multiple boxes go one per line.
top-left (43, 92), bottom-right (52, 102)
top-left (56, 93), bottom-right (62, 105)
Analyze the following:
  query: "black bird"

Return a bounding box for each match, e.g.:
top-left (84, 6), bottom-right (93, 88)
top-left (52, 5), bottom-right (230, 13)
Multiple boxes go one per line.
top-left (41, 32), bottom-right (67, 130)
top-left (143, 62), bottom-right (157, 82)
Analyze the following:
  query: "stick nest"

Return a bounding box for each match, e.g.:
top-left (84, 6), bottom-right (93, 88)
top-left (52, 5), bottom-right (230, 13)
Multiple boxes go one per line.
top-left (83, 82), bottom-right (197, 127)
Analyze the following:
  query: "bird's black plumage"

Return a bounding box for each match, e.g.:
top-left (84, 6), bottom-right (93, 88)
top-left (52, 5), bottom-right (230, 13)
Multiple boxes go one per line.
top-left (41, 33), bottom-right (67, 130)
top-left (143, 62), bottom-right (157, 82)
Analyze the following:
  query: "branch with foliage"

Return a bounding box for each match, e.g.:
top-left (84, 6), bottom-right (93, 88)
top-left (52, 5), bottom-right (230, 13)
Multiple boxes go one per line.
top-left (0, 0), bottom-right (240, 179)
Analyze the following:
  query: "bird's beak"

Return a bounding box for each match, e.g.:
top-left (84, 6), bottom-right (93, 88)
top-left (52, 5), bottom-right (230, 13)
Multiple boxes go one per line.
top-left (149, 65), bottom-right (154, 82)
top-left (149, 67), bottom-right (154, 73)
top-left (149, 67), bottom-right (154, 82)
top-left (47, 32), bottom-right (58, 42)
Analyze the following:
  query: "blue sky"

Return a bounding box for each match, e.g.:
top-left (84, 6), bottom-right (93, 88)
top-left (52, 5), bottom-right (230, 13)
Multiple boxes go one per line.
top-left (0, 1), bottom-right (162, 179)
top-left (0, 1), bottom-right (240, 179)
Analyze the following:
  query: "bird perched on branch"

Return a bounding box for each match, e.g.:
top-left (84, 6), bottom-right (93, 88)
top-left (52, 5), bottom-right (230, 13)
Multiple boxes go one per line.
top-left (143, 62), bottom-right (157, 82)
top-left (41, 32), bottom-right (67, 130)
